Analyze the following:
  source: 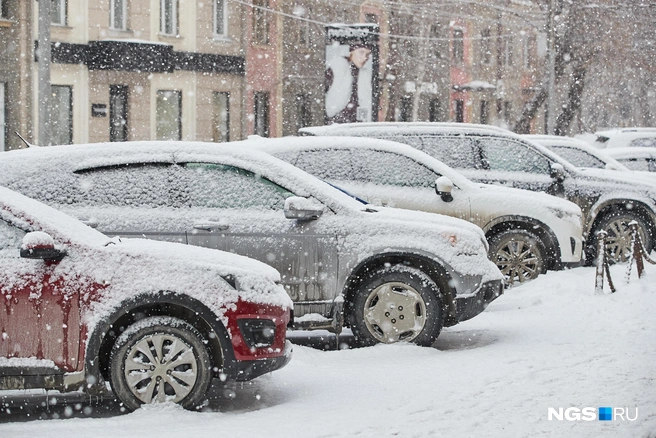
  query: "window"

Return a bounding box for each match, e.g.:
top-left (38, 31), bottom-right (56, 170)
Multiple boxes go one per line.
top-left (481, 29), bottom-right (492, 64)
top-left (51, 85), bottom-right (72, 145)
top-left (160, 0), bottom-right (177, 35)
top-left (399, 96), bottom-right (412, 122)
top-left (351, 150), bottom-right (439, 188)
top-left (454, 99), bottom-right (464, 123)
top-left (480, 100), bottom-right (489, 125)
top-left (156, 90), bottom-right (181, 141)
top-left (429, 23), bottom-right (441, 58)
top-left (110, 0), bottom-right (127, 30)
top-left (429, 98), bottom-right (441, 122)
top-left (617, 158), bottom-right (656, 172)
top-left (296, 149), bottom-right (356, 181)
top-left (295, 94), bottom-right (311, 131)
top-left (452, 29), bottom-right (464, 63)
top-left (0, 220), bottom-right (26, 256)
top-left (502, 36), bottom-right (513, 66)
top-left (522, 34), bottom-right (535, 69)
top-left (629, 137), bottom-right (656, 148)
top-left (365, 13), bottom-right (378, 24)
top-left (418, 136), bottom-right (479, 170)
top-left (253, 0), bottom-right (269, 45)
top-left (179, 163), bottom-right (293, 210)
top-left (52, 0), bottom-right (67, 25)
top-left (0, 0), bottom-right (8, 19)
top-left (0, 82), bottom-right (5, 151)
top-left (296, 19), bottom-right (309, 47)
top-left (480, 139), bottom-right (551, 174)
top-left (212, 92), bottom-right (230, 143)
top-left (254, 92), bottom-right (269, 137)
top-left (504, 101), bottom-right (512, 123)
top-left (549, 146), bottom-right (605, 169)
top-left (110, 85), bottom-right (128, 142)
top-left (214, 0), bottom-right (226, 37)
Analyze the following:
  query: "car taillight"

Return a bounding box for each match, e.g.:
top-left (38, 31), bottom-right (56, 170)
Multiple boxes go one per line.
top-left (237, 319), bottom-right (277, 349)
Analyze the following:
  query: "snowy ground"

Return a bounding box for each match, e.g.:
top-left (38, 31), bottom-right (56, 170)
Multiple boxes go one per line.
top-left (1, 263), bottom-right (655, 438)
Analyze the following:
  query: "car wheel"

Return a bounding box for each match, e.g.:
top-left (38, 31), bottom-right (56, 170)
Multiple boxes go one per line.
top-left (348, 265), bottom-right (443, 347)
top-left (488, 229), bottom-right (545, 286)
top-left (594, 212), bottom-right (652, 264)
top-left (109, 316), bottom-right (213, 411)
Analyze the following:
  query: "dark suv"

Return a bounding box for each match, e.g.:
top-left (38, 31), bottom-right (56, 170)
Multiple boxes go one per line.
top-left (301, 122), bottom-right (656, 262)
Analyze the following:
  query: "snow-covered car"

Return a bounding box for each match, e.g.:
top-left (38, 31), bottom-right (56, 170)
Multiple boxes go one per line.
top-left (0, 142), bottom-right (503, 347)
top-left (0, 186), bottom-right (293, 411)
top-left (605, 147), bottom-right (656, 173)
top-left (247, 136), bottom-right (583, 285)
top-left (593, 128), bottom-right (656, 149)
top-left (300, 122), bottom-right (656, 264)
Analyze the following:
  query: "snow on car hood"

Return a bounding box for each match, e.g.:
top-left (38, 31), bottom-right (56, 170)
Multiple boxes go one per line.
top-left (474, 183), bottom-right (582, 217)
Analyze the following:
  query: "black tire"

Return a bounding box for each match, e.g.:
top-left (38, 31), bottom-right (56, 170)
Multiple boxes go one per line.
top-left (347, 265), bottom-right (444, 347)
top-left (109, 316), bottom-right (213, 411)
top-left (488, 229), bottom-right (546, 286)
top-left (591, 211), bottom-right (652, 264)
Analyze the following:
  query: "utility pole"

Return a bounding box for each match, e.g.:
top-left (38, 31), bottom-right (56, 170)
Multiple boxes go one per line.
top-left (546, 0), bottom-right (556, 135)
top-left (37, 0), bottom-right (51, 146)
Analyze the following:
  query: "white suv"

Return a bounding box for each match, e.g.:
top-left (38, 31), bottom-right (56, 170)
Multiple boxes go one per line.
top-left (301, 122), bottom-right (656, 263)
top-left (249, 136), bottom-right (583, 285)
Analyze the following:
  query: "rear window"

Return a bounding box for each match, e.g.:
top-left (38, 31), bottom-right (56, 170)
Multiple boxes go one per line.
top-left (415, 136), bottom-right (480, 169)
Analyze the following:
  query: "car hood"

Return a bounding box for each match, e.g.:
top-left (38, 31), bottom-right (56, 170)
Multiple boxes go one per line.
top-left (107, 237), bottom-right (282, 283)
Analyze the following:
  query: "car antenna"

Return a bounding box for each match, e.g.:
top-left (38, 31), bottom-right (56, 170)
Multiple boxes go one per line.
top-left (15, 132), bottom-right (39, 148)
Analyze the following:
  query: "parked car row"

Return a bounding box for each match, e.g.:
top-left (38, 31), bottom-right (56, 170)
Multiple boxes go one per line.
top-left (2, 121), bottom-right (653, 412)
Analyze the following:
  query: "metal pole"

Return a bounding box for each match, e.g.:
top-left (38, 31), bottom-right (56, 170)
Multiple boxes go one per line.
top-left (37, 0), bottom-right (51, 146)
top-left (546, 0), bottom-right (556, 135)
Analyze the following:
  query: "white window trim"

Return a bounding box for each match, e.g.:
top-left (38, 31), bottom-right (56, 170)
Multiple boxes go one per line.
top-left (110, 0), bottom-right (127, 31)
top-left (52, 0), bottom-right (67, 26)
top-left (213, 0), bottom-right (228, 38)
top-left (0, 82), bottom-right (5, 151)
top-left (160, 0), bottom-right (177, 36)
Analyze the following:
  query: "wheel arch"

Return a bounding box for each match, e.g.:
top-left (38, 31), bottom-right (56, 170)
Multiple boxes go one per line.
top-left (483, 216), bottom-right (559, 270)
top-left (85, 292), bottom-right (236, 391)
top-left (588, 199), bottom-right (656, 245)
top-left (341, 252), bottom-right (456, 326)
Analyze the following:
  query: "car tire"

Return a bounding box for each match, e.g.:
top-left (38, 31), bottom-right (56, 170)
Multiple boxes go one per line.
top-left (488, 229), bottom-right (545, 285)
top-left (592, 211), bottom-right (652, 264)
top-left (348, 265), bottom-right (444, 347)
top-left (109, 316), bottom-right (213, 411)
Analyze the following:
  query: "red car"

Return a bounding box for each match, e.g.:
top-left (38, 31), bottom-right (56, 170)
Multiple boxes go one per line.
top-left (0, 186), bottom-right (292, 411)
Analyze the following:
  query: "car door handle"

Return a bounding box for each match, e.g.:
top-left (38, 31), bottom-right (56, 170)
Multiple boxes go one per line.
top-left (193, 222), bottom-right (230, 231)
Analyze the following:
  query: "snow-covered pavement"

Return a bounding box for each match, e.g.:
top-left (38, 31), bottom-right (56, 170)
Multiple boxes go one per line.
top-left (1, 264), bottom-right (654, 437)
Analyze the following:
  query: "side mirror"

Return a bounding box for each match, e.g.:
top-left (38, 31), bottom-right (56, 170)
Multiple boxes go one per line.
top-left (435, 176), bottom-right (454, 202)
top-left (284, 196), bottom-right (324, 221)
top-left (550, 163), bottom-right (566, 182)
top-left (20, 232), bottom-right (66, 261)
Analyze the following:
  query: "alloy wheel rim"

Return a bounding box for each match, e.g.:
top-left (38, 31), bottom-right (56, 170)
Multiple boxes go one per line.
top-left (604, 218), bottom-right (646, 263)
top-left (123, 333), bottom-right (198, 404)
top-left (363, 282), bottom-right (427, 343)
top-left (495, 239), bottom-right (540, 285)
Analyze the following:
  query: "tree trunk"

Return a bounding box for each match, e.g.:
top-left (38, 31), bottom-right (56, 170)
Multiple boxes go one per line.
top-left (513, 88), bottom-right (547, 134)
top-left (555, 65), bottom-right (587, 135)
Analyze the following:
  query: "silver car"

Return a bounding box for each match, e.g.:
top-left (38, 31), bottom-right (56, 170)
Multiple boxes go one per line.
top-left (0, 141), bottom-right (503, 346)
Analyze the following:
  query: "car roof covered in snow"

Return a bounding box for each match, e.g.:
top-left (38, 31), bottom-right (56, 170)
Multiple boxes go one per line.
top-left (604, 147), bottom-right (656, 160)
top-left (299, 122), bottom-right (511, 137)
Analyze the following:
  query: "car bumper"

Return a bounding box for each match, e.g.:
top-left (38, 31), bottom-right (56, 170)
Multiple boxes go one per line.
top-left (235, 340), bottom-right (293, 382)
top-left (453, 279), bottom-right (503, 323)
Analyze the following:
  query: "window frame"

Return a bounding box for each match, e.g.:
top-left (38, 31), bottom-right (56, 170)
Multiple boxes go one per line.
top-left (452, 28), bottom-right (464, 63)
top-left (213, 0), bottom-right (227, 38)
top-left (252, 0), bottom-right (269, 45)
top-left (51, 84), bottom-right (73, 145)
top-left (254, 91), bottom-right (269, 137)
top-left (110, 0), bottom-right (127, 31)
top-left (212, 91), bottom-right (230, 143)
top-left (52, 0), bottom-right (67, 26)
top-left (160, 0), bottom-right (178, 36)
top-left (156, 90), bottom-right (182, 141)
top-left (0, 0), bottom-right (8, 19)
top-left (109, 85), bottom-right (129, 142)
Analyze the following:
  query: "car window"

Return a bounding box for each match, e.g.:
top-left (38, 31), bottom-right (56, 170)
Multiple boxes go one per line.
top-left (549, 146), bottom-right (606, 169)
top-left (480, 138), bottom-right (551, 174)
top-left (616, 158), bottom-right (653, 172)
top-left (629, 137), bottom-right (656, 148)
top-left (295, 149), bottom-right (360, 180)
top-left (179, 163), bottom-right (295, 210)
top-left (415, 136), bottom-right (480, 169)
top-left (76, 163), bottom-right (174, 207)
top-left (349, 149), bottom-right (439, 187)
top-left (0, 220), bottom-right (26, 257)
